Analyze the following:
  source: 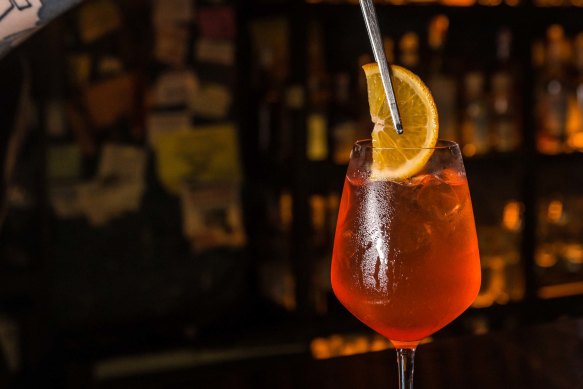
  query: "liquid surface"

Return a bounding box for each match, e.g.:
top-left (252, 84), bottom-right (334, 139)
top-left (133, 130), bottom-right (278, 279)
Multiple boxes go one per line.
top-left (331, 171), bottom-right (481, 343)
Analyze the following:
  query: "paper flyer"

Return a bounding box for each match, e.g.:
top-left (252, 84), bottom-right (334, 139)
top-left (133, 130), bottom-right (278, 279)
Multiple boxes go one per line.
top-left (77, 180), bottom-right (144, 227)
top-left (189, 83), bottom-right (232, 119)
top-left (152, 0), bottom-right (194, 25)
top-left (83, 73), bottom-right (136, 129)
top-left (195, 38), bottom-right (235, 66)
top-left (78, 0), bottom-right (122, 43)
top-left (146, 111), bottom-right (191, 146)
top-left (52, 144), bottom-right (147, 225)
top-left (153, 70), bottom-right (199, 107)
top-left (97, 143), bottom-right (147, 181)
top-left (180, 183), bottom-right (246, 253)
top-left (47, 143), bottom-right (81, 181)
top-left (154, 24), bottom-right (188, 66)
top-left (153, 123), bottom-right (242, 195)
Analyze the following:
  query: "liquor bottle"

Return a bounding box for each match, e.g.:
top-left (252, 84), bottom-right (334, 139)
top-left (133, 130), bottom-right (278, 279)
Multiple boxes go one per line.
top-left (310, 194), bottom-right (328, 315)
top-left (311, 191), bottom-right (341, 316)
top-left (536, 25), bottom-right (570, 155)
top-left (490, 28), bottom-right (521, 152)
top-left (566, 33), bottom-right (583, 152)
top-left (331, 73), bottom-right (357, 165)
top-left (384, 36), bottom-right (395, 65)
top-left (398, 32), bottom-right (420, 75)
top-left (425, 15), bottom-right (459, 144)
top-left (441, 0), bottom-right (474, 6)
top-left (256, 47), bottom-right (283, 157)
top-left (461, 71), bottom-right (490, 157)
top-left (356, 52), bottom-right (374, 140)
top-left (306, 21), bottom-right (329, 161)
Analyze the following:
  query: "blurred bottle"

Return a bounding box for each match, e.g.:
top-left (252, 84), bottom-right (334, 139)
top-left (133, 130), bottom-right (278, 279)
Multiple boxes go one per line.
top-left (399, 32), bottom-right (421, 75)
top-left (356, 53), bottom-right (374, 139)
top-left (257, 47), bottom-right (283, 158)
top-left (258, 189), bottom-right (296, 312)
top-left (425, 15), bottom-right (459, 144)
top-left (250, 19), bottom-right (290, 161)
top-left (441, 0), bottom-right (475, 6)
top-left (306, 21), bottom-right (330, 161)
top-left (461, 71), bottom-right (490, 157)
top-left (310, 194), bottom-right (330, 315)
top-left (331, 73), bottom-right (357, 164)
top-left (490, 28), bottom-right (521, 152)
top-left (384, 36), bottom-right (395, 66)
top-left (501, 201), bottom-right (525, 301)
top-left (536, 25), bottom-right (570, 155)
top-left (566, 33), bottom-right (583, 152)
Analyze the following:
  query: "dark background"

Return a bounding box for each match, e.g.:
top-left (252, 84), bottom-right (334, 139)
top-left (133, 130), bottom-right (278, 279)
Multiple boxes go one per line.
top-left (0, 0), bottom-right (582, 387)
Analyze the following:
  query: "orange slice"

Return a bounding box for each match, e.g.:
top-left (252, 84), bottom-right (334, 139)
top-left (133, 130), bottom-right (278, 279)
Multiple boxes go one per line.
top-left (363, 63), bottom-right (439, 180)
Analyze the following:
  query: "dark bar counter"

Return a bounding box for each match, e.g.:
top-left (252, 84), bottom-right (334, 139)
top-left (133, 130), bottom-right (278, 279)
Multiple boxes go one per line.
top-left (314, 318), bottom-right (583, 389)
top-left (91, 318), bottom-right (583, 389)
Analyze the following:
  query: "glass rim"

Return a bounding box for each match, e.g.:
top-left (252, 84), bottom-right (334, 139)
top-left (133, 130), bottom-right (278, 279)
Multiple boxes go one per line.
top-left (354, 139), bottom-right (459, 150)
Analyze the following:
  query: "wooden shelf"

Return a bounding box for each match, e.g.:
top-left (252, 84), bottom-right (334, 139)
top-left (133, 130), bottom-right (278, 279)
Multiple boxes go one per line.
top-left (538, 281), bottom-right (583, 299)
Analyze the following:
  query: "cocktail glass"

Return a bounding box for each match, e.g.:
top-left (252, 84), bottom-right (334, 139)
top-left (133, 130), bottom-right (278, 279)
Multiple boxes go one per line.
top-left (331, 139), bottom-right (481, 388)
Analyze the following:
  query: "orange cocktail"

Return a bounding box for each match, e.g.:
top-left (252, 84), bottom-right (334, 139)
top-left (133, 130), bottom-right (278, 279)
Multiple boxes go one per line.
top-left (331, 143), bottom-right (481, 346)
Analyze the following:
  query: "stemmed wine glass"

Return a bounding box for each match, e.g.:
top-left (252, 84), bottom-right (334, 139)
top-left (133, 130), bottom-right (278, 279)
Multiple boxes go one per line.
top-left (331, 140), bottom-right (481, 388)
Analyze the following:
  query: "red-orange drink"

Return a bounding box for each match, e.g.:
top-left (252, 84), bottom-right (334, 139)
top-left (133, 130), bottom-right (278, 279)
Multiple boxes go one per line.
top-left (331, 168), bottom-right (481, 345)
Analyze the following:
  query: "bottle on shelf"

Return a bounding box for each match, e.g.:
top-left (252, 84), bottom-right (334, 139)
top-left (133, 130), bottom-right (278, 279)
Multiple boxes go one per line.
top-left (306, 21), bottom-right (330, 162)
top-left (566, 33), bottom-right (583, 152)
top-left (356, 52), bottom-right (374, 140)
top-left (490, 27), bottom-right (521, 153)
top-left (425, 15), bottom-right (459, 145)
top-left (398, 32), bottom-right (421, 76)
top-left (331, 73), bottom-right (357, 165)
top-left (473, 200), bottom-right (524, 308)
top-left (310, 194), bottom-right (329, 315)
top-left (384, 36), bottom-right (395, 66)
top-left (256, 46), bottom-right (286, 162)
top-left (536, 25), bottom-right (570, 155)
top-left (461, 71), bottom-right (490, 157)
top-left (440, 0), bottom-right (475, 6)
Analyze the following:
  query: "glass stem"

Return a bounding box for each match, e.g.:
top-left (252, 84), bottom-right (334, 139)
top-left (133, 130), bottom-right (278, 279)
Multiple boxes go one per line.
top-left (396, 347), bottom-right (416, 389)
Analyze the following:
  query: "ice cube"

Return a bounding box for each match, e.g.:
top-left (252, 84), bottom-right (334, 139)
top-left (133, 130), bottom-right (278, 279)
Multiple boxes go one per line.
top-left (416, 174), bottom-right (464, 220)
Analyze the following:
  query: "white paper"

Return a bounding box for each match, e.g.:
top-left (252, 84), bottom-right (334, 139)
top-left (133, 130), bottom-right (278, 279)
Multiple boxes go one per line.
top-left (181, 184), bottom-right (246, 253)
top-left (98, 144), bottom-right (147, 181)
top-left (77, 180), bottom-right (144, 227)
top-left (154, 70), bottom-right (199, 107)
top-left (195, 38), bottom-right (235, 66)
top-left (76, 144), bottom-right (146, 226)
top-left (189, 84), bottom-right (231, 119)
